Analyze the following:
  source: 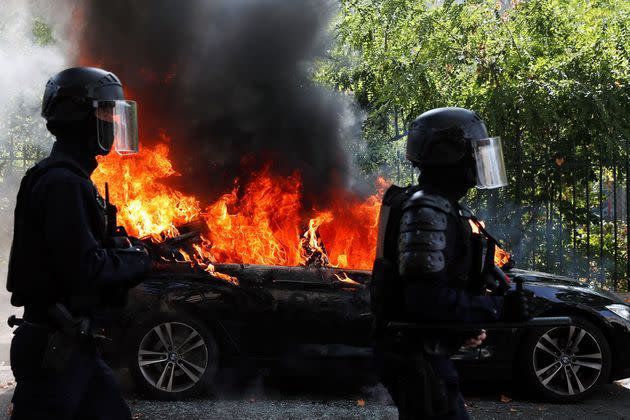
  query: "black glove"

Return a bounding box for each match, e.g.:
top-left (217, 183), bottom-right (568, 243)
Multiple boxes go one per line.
top-left (110, 236), bottom-right (132, 249)
top-left (129, 236), bottom-right (147, 248)
top-left (117, 245), bottom-right (153, 287)
top-left (502, 288), bottom-right (534, 322)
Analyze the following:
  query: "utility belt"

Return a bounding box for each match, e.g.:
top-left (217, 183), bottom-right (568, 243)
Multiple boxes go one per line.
top-left (378, 326), bottom-right (447, 355)
top-left (9, 303), bottom-right (108, 372)
top-left (23, 305), bottom-right (58, 326)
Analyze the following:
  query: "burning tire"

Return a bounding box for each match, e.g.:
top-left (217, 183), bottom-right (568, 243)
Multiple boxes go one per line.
top-left (518, 316), bottom-right (611, 402)
top-left (127, 314), bottom-right (219, 400)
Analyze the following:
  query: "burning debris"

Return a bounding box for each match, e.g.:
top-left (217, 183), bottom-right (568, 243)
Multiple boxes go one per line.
top-left (299, 214), bottom-right (333, 267)
top-left (142, 220), bottom-right (238, 285)
top-left (468, 220), bottom-right (514, 269)
top-left (89, 142), bottom-right (507, 286)
top-left (334, 272), bottom-right (361, 286)
top-left (494, 247), bottom-right (513, 270)
top-left (92, 146), bottom-right (384, 284)
top-left (89, 141), bottom-right (510, 285)
top-left (176, 239), bottom-right (239, 286)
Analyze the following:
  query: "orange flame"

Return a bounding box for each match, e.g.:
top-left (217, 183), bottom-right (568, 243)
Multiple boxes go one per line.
top-left (300, 212), bottom-right (333, 267)
top-left (191, 240), bottom-right (239, 286)
top-left (334, 272), bottom-right (360, 286)
top-left (173, 242), bottom-right (238, 286)
top-left (92, 144), bottom-right (384, 272)
top-left (202, 169), bottom-right (303, 267)
top-left (494, 247), bottom-right (511, 268)
top-left (94, 143), bottom-right (201, 240)
top-left (93, 143), bottom-right (510, 276)
top-left (468, 220), bottom-right (512, 268)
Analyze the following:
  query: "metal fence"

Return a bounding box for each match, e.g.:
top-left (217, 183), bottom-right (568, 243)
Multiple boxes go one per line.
top-left (407, 153), bottom-right (628, 292)
top-left (386, 115), bottom-right (629, 292)
top-left (1, 134), bottom-right (628, 292)
top-left (480, 156), bottom-right (630, 292)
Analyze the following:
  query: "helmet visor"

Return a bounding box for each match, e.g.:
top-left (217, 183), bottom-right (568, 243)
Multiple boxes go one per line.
top-left (95, 100), bottom-right (139, 155)
top-left (471, 136), bottom-right (508, 189)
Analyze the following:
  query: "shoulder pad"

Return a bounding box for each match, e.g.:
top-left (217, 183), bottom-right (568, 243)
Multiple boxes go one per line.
top-left (44, 159), bottom-right (89, 179)
top-left (398, 191), bottom-right (451, 275)
top-left (31, 158), bottom-right (89, 184)
top-left (400, 191), bottom-right (451, 233)
top-left (402, 190), bottom-right (452, 214)
top-left (381, 184), bottom-right (411, 207)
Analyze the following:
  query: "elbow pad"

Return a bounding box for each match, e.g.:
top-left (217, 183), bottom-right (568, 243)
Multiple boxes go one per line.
top-left (398, 191), bottom-right (451, 276)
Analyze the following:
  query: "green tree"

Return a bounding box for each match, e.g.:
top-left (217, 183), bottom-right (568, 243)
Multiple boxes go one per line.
top-left (318, 0), bottom-right (630, 289)
top-left (32, 18), bottom-right (55, 46)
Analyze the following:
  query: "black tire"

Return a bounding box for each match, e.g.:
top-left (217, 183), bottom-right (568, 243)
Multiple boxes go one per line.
top-left (518, 315), bottom-right (611, 403)
top-left (127, 313), bottom-right (219, 400)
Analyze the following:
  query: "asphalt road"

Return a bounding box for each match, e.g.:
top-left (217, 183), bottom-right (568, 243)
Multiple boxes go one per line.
top-left (124, 383), bottom-right (630, 420)
top-left (0, 368), bottom-right (628, 419)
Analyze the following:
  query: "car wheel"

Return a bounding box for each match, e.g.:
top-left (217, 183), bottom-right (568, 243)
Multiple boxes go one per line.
top-left (127, 314), bottom-right (218, 400)
top-left (518, 315), bottom-right (611, 403)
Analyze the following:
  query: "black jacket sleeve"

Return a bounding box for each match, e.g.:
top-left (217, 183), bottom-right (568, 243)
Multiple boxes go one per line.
top-left (403, 213), bottom-right (503, 323)
top-left (35, 170), bottom-right (149, 293)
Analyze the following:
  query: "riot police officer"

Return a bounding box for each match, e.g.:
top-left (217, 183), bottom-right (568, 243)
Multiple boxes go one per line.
top-left (371, 107), bottom-right (531, 419)
top-left (6, 67), bottom-right (151, 419)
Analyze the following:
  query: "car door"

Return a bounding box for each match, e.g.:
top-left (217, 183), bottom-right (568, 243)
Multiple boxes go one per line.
top-left (263, 267), bottom-right (371, 355)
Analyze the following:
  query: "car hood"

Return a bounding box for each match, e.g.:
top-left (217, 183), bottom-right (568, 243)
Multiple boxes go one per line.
top-left (508, 268), bottom-right (627, 305)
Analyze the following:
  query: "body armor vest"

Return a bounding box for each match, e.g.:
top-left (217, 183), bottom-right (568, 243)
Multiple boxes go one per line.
top-left (371, 185), bottom-right (485, 325)
top-left (7, 158), bottom-right (107, 308)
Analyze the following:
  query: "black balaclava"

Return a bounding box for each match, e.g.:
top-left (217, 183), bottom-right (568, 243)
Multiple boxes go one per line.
top-left (47, 116), bottom-right (103, 175)
top-left (418, 155), bottom-right (477, 202)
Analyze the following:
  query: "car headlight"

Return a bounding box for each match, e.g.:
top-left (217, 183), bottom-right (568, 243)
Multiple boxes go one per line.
top-left (606, 304), bottom-right (630, 321)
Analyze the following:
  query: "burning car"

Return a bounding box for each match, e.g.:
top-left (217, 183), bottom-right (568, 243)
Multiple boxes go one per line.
top-left (100, 262), bottom-right (630, 403)
top-left (96, 256), bottom-right (630, 404)
top-left (90, 147), bottom-right (630, 403)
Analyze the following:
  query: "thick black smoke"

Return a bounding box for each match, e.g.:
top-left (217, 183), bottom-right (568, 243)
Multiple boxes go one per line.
top-left (75, 0), bottom-right (356, 205)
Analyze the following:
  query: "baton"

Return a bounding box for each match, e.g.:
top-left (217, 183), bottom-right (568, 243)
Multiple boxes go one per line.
top-left (387, 316), bottom-right (572, 332)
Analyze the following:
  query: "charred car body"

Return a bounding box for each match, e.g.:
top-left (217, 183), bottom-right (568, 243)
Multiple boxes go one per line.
top-left (100, 263), bottom-right (630, 403)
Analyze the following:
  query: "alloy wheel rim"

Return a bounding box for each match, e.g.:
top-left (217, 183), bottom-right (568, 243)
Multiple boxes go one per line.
top-left (138, 321), bottom-right (208, 393)
top-left (532, 325), bottom-right (603, 396)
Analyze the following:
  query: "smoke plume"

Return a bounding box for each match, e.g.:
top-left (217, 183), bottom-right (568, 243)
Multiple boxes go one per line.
top-left (0, 0), bottom-right (70, 362)
top-left (73, 0), bottom-right (360, 206)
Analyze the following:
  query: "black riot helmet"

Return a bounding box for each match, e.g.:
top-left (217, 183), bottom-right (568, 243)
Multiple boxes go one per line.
top-left (42, 67), bottom-right (139, 155)
top-left (407, 107), bottom-right (507, 189)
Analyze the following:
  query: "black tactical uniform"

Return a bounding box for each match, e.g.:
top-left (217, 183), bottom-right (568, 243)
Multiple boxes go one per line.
top-left (7, 67), bottom-right (149, 420)
top-left (372, 108), bottom-right (529, 419)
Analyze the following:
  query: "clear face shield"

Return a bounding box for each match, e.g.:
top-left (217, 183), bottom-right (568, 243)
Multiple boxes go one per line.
top-left (94, 100), bottom-right (139, 155)
top-left (471, 136), bottom-right (508, 189)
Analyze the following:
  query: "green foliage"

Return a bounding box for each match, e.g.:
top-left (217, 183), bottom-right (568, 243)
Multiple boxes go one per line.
top-left (318, 0), bottom-right (630, 289)
top-left (31, 18), bottom-right (55, 46)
